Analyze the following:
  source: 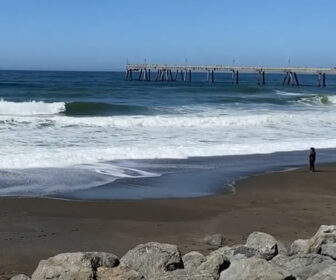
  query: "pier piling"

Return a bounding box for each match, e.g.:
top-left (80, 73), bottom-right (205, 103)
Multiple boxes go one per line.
top-left (318, 73), bottom-right (326, 87)
top-left (258, 70), bottom-right (266, 85)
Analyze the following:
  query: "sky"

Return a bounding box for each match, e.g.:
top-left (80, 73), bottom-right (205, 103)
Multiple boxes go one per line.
top-left (0, 0), bottom-right (336, 71)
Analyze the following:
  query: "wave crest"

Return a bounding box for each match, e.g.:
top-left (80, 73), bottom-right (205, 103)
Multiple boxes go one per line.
top-left (0, 99), bottom-right (152, 116)
top-left (0, 99), bottom-right (65, 115)
top-left (298, 95), bottom-right (336, 106)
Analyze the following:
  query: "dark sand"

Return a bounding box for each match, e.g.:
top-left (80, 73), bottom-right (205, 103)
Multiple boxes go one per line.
top-left (1, 164), bottom-right (336, 278)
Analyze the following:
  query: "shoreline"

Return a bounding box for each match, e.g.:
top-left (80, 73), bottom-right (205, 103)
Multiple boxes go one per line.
top-left (2, 163), bottom-right (336, 278)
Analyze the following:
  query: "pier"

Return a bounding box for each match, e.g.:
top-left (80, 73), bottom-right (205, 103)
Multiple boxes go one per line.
top-left (126, 64), bottom-right (336, 87)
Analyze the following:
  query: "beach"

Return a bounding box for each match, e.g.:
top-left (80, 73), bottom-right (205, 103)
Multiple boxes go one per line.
top-left (2, 163), bottom-right (336, 279)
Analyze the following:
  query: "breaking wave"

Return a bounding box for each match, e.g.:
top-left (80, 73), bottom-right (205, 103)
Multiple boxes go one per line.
top-left (0, 99), bottom-right (65, 115)
top-left (0, 100), bottom-right (152, 116)
top-left (297, 95), bottom-right (336, 106)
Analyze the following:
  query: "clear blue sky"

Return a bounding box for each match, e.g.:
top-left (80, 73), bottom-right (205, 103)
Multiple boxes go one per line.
top-left (1, 0), bottom-right (335, 71)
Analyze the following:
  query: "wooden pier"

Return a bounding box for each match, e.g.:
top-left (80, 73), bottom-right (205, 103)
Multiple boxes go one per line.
top-left (126, 64), bottom-right (336, 87)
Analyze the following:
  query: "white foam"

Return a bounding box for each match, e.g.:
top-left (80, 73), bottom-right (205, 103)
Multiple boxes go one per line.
top-left (275, 90), bottom-right (304, 96)
top-left (0, 98), bottom-right (336, 169)
top-left (0, 112), bottom-right (324, 129)
top-left (0, 106), bottom-right (336, 169)
top-left (298, 95), bottom-right (336, 106)
top-left (0, 99), bottom-right (65, 115)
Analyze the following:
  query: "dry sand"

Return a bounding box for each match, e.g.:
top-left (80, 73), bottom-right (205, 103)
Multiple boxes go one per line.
top-left (1, 164), bottom-right (336, 278)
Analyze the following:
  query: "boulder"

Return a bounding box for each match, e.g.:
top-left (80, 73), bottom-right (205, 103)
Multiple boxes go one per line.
top-left (245, 231), bottom-right (278, 260)
top-left (278, 241), bottom-right (289, 256)
top-left (31, 252), bottom-right (119, 280)
top-left (290, 225), bottom-right (336, 255)
top-left (10, 275), bottom-right (31, 280)
top-left (209, 245), bottom-right (258, 261)
top-left (306, 265), bottom-right (336, 280)
top-left (156, 269), bottom-right (215, 280)
top-left (97, 265), bottom-right (141, 280)
top-left (219, 257), bottom-right (294, 280)
top-left (196, 251), bottom-right (230, 279)
top-left (120, 242), bottom-right (183, 279)
top-left (321, 243), bottom-right (336, 260)
top-left (182, 251), bottom-right (206, 271)
top-left (204, 234), bottom-right (225, 247)
top-left (271, 253), bottom-right (334, 280)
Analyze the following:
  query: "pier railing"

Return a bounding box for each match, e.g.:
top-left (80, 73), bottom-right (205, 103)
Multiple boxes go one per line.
top-left (125, 64), bottom-right (336, 87)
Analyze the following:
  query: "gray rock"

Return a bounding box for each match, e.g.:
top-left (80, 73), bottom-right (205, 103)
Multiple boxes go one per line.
top-left (321, 243), bottom-right (336, 260)
top-left (219, 257), bottom-right (294, 280)
top-left (120, 242), bottom-right (183, 279)
top-left (271, 253), bottom-right (334, 280)
top-left (246, 231), bottom-right (279, 260)
top-left (10, 275), bottom-right (31, 280)
top-left (156, 269), bottom-right (215, 280)
top-left (196, 251), bottom-right (230, 279)
top-left (307, 265), bottom-right (336, 280)
top-left (97, 265), bottom-right (141, 280)
top-left (182, 251), bottom-right (206, 271)
top-left (31, 252), bottom-right (119, 280)
top-left (278, 241), bottom-right (289, 256)
top-left (204, 234), bottom-right (225, 247)
top-left (210, 245), bottom-right (258, 261)
top-left (290, 225), bottom-right (336, 255)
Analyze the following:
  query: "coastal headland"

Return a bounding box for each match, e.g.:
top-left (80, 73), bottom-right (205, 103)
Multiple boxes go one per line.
top-left (1, 164), bottom-right (336, 278)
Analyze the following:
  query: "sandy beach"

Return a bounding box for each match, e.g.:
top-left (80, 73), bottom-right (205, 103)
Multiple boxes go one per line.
top-left (1, 164), bottom-right (336, 279)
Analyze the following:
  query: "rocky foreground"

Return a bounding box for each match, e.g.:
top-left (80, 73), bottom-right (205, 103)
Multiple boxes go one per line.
top-left (10, 225), bottom-right (336, 280)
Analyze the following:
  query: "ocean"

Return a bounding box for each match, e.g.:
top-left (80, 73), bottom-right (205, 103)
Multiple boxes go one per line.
top-left (1, 70), bottom-right (336, 199)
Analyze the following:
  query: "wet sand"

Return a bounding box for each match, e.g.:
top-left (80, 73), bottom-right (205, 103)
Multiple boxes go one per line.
top-left (1, 164), bottom-right (336, 278)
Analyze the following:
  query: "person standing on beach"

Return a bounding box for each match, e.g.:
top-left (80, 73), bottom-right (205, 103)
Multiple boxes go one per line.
top-left (309, 147), bottom-right (316, 172)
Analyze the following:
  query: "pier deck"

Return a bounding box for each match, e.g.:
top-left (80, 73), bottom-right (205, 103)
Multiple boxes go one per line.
top-left (125, 64), bottom-right (336, 87)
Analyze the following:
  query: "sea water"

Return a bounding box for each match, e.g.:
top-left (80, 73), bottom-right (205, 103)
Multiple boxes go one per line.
top-left (0, 70), bottom-right (336, 199)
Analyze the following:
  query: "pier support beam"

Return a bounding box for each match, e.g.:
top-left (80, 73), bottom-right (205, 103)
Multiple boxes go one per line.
top-left (125, 69), bottom-right (133, 81)
top-left (318, 73), bottom-right (326, 87)
top-left (138, 69), bottom-right (143, 81)
top-left (323, 73), bottom-right (326, 87)
top-left (182, 70), bottom-right (191, 82)
top-left (258, 70), bottom-right (266, 85)
top-left (174, 70), bottom-right (179, 81)
top-left (207, 70), bottom-right (214, 83)
top-left (293, 72), bottom-right (299, 86)
top-left (232, 70), bottom-right (239, 84)
top-left (283, 72), bottom-right (299, 86)
top-left (144, 69), bottom-right (148, 81)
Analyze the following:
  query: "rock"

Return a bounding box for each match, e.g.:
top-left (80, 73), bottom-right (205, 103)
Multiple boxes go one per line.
top-left (120, 242), bottom-right (183, 279)
top-left (278, 241), bottom-right (289, 256)
top-left (97, 265), bottom-right (141, 280)
top-left (321, 243), bottom-right (336, 260)
top-left (196, 251), bottom-right (230, 279)
top-left (306, 265), bottom-right (336, 280)
top-left (182, 251), bottom-right (206, 271)
top-left (219, 257), bottom-right (294, 280)
top-left (271, 253), bottom-right (334, 280)
top-left (290, 239), bottom-right (310, 256)
top-left (210, 245), bottom-right (258, 261)
top-left (245, 231), bottom-right (278, 260)
top-left (204, 234), bottom-right (225, 247)
top-left (10, 275), bottom-right (31, 280)
top-left (290, 225), bottom-right (336, 255)
top-left (31, 252), bottom-right (119, 280)
top-left (157, 269), bottom-right (215, 280)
